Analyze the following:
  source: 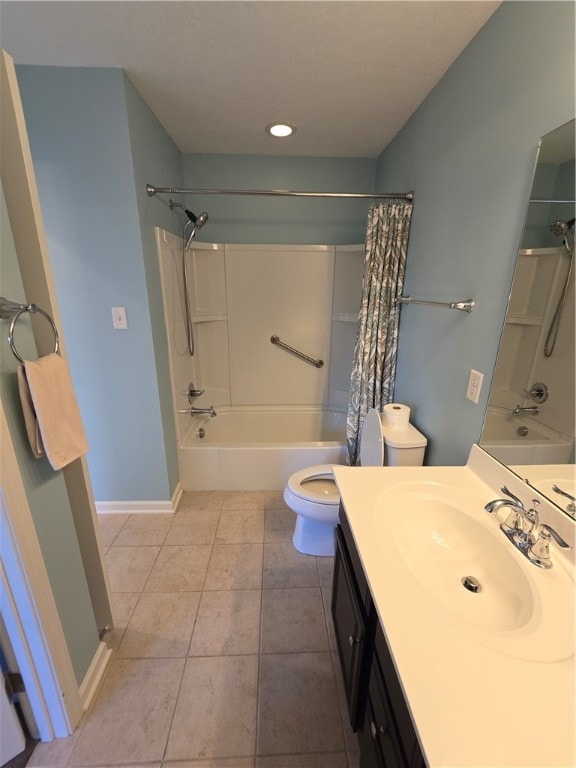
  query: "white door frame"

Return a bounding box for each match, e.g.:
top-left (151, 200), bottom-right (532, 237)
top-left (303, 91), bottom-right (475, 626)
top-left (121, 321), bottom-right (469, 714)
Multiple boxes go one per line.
top-left (1, 402), bottom-right (82, 740)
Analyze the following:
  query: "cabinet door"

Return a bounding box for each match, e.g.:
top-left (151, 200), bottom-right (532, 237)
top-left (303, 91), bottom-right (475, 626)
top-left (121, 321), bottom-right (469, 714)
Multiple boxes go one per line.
top-left (332, 525), bottom-right (366, 730)
top-left (360, 662), bottom-right (403, 768)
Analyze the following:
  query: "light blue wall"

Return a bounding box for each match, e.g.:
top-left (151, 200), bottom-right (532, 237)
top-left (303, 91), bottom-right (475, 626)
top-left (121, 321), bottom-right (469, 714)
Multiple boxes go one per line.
top-left (123, 74), bottom-right (184, 495)
top-left (375, 1), bottom-right (575, 465)
top-left (16, 66), bottom-right (180, 501)
top-left (1, 185), bottom-right (99, 684)
top-left (182, 154), bottom-right (376, 244)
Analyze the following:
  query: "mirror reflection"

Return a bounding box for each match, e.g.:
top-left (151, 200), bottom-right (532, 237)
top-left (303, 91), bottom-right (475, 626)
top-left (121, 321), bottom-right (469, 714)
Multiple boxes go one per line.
top-left (480, 119), bottom-right (575, 517)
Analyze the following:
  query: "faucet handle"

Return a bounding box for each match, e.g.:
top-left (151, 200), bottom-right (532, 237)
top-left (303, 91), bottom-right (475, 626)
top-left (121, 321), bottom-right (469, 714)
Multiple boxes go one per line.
top-left (528, 524), bottom-right (570, 569)
top-left (528, 528), bottom-right (552, 568)
top-left (500, 486), bottom-right (524, 508)
top-left (539, 523), bottom-right (570, 549)
top-left (186, 382), bottom-right (205, 402)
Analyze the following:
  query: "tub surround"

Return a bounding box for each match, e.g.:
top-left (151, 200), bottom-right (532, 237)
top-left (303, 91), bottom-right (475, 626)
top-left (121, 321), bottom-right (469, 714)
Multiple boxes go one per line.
top-left (333, 445), bottom-right (574, 767)
top-left (156, 230), bottom-right (363, 491)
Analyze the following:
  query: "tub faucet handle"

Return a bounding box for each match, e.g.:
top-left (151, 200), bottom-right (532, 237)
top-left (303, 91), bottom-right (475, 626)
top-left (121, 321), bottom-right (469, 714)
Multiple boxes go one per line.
top-left (187, 383), bottom-right (205, 402)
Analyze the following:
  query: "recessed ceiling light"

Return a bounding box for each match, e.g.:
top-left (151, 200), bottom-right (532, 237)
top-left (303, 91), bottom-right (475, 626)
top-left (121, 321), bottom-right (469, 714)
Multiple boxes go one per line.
top-left (266, 122), bottom-right (296, 138)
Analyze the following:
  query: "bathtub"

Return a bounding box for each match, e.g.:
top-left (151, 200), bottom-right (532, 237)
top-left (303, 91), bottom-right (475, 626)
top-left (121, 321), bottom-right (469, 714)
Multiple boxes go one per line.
top-left (178, 406), bottom-right (348, 490)
top-left (481, 407), bottom-right (574, 465)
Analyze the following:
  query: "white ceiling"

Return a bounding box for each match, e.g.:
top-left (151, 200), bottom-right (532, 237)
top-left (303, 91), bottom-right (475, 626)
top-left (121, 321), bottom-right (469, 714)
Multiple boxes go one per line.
top-left (0, 1), bottom-right (500, 157)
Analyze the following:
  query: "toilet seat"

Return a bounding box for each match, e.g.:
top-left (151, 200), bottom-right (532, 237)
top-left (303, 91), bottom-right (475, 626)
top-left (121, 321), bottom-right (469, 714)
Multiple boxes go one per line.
top-left (285, 464), bottom-right (339, 505)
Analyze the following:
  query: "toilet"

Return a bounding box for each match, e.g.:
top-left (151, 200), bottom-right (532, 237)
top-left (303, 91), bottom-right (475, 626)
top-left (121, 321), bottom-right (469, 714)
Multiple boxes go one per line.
top-left (283, 406), bottom-right (427, 556)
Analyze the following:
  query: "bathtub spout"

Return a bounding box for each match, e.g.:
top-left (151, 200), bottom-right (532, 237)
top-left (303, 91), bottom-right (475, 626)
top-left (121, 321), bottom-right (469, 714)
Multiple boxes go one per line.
top-left (177, 406), bottom-right (217, 417)
top-left (512, 405), bottom-right (539, 417)
top-left (191, 406), bottom-right (217, 417)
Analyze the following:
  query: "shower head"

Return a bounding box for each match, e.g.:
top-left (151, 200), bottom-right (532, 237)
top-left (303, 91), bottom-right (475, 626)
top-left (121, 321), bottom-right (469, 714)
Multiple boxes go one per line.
top-left (550, 218), bottom-right (575, 237)
top-left (191, 211), bottom-right (209, 230)
top-left (550, 217), bottom-right (575, 256)
top-left (169, 199), bottom-right (209, 247)
top-left (184, 212), bottom-right (209, 249)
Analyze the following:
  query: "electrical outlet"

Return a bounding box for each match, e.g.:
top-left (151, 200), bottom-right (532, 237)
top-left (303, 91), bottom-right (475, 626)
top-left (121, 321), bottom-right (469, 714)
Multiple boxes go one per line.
top-left (466, 369), bottom-right (484, 404)
top-left (111, 306), bottom-right (128, 330)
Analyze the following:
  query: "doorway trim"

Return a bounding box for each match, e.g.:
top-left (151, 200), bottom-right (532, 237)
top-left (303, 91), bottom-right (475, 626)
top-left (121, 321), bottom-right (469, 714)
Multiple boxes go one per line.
top-left (0, 402), bottom-right (81, 740)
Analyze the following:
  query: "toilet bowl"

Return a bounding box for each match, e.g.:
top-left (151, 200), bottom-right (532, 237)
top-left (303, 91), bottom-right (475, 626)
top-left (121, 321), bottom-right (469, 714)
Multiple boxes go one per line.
top-left (283, 406), bottom-right (426, 556)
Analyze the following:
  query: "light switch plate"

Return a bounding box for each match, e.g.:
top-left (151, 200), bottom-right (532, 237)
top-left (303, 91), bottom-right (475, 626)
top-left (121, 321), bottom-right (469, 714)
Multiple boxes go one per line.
top-left (112, 306), bottom-right (128, 330)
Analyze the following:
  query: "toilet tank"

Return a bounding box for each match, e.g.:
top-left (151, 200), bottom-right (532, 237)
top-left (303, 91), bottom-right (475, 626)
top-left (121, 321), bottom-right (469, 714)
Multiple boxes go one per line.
top-left (383, 422), bottom-right (427, 466)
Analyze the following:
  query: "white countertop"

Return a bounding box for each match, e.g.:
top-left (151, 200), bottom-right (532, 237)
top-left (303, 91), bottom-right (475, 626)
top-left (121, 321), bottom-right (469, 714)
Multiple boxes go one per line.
top-left (333, 446), bottom-right (575, 767)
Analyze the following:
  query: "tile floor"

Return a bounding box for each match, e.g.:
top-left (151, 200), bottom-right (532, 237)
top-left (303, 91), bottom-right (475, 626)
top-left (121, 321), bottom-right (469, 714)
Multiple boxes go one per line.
top-left (29, 491), bottom-right (360, 768)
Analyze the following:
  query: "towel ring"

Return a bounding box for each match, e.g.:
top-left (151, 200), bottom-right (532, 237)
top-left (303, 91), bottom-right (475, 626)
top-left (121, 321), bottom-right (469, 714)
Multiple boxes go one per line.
top-left (7, 305), bottom-right (60, 365)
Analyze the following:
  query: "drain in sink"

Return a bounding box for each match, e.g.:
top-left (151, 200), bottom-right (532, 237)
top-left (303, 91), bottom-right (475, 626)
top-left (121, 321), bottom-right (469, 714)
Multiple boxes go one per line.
top-left (461, 575), bottom-right (482, 593)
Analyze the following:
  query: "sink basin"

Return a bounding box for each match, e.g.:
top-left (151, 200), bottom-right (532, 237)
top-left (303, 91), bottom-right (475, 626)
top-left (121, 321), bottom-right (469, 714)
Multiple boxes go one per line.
top-left (371, 480), bottom-right (574, 662)
top-left (385, 488), bottom-right (534, 632)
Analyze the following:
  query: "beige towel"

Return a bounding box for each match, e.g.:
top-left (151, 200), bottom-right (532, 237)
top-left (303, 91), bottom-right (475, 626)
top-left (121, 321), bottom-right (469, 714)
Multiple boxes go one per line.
top-left (19, 353), bottom-right (88, 470)
top-left (17, 365), bottom-right (45, 458)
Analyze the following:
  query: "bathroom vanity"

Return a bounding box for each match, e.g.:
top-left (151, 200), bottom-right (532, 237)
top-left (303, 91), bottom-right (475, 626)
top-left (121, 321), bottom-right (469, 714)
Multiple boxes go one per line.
top-left (333, 506), bottom-right (424, 767)
top-left (331, 446), bottom-right (575, 767)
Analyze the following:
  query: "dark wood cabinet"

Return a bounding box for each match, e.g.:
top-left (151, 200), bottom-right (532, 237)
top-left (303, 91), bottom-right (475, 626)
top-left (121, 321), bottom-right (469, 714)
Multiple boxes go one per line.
top-left (332, 503), bottom-right (426, 768)
top-left (331, 523), bottom-right (374, 731)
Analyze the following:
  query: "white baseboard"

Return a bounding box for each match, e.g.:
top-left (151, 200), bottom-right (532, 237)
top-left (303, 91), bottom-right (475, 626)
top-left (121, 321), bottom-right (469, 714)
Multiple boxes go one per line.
top-left (95, 483), bottom-right (182, 515)
top-left (171, 482), bottom-right (183, 512)
top-left (79, 641), bottom-right (112, 712)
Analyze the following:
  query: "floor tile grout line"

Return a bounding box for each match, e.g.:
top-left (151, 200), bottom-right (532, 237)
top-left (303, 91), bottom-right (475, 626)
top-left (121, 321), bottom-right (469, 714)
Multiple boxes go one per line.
top-left (160, 651), bottom-right (189, 768)
top-left (106, 512), bottom-right (131, 548)
top-left (159, 496), bottom-right (218, 766)
top-left (254, 536), bottom-right (265, 759)
top-left (177, 499), bottom-right (222, 655)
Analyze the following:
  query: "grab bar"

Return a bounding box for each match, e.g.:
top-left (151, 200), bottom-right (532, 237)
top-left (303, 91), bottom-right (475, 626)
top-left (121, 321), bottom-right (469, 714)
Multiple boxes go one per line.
top-left (270, 335), bottom-right (324, 368)
top-left (395, 295), bottom-right (475, 313)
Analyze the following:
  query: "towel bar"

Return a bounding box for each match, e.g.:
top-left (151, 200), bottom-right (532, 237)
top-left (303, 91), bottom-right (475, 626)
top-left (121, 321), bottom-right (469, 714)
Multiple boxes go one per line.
top-left (0, 297), bottom-right (59, 364)
top-left (395, 295), bottom-right (475, 313)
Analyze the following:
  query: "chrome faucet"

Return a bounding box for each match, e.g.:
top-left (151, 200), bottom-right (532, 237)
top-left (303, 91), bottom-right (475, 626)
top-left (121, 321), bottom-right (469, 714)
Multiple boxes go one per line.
top-left (485, 486), bottom-right (538, 544)
top-left (485, 486), bottom-right (570, 568)
top-left (190, 406), bottom-right (217, 417)
top-left (512, 405), bottom-right (539, 417)
top-left (177, 405), bottom-right (217, 417)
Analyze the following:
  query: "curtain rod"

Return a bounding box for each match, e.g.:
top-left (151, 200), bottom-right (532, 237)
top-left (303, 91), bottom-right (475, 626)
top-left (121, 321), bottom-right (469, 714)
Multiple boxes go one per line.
top-left (529, 198), bottom-right (576, 204)
top-left (146, 184), bottom-right (413, 202)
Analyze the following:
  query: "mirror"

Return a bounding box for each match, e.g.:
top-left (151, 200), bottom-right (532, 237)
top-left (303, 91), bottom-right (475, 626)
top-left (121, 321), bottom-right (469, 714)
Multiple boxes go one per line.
top-left (480, 119), bottom-right (575, 518)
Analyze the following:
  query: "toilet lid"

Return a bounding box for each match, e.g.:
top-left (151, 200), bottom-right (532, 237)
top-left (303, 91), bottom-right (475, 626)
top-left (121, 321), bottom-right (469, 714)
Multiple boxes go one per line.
top-left (359, 408), bottom-right (384, 466)
top-left (286, 464), bottom-right (339, 504)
